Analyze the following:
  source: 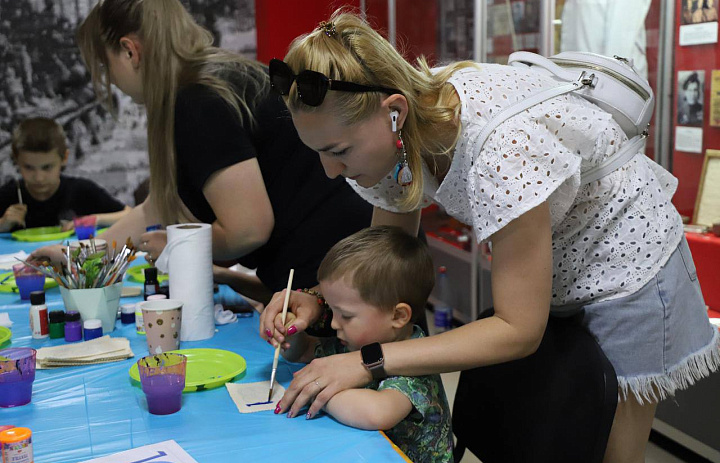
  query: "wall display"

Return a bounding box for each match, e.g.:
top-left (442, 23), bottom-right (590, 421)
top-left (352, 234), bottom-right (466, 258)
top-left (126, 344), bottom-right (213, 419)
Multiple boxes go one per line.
top-left (678, 70), bottom-right (705, 126)
top-left (0, 0), bottom-right (256, 206)
top-left (710, 70), bottom-right (720, 126)
top-left (693, 149), bottom-right (720, 225)
top-left (676, 126), bottom-right (704, 153)
top-left (680, 0), bottom-right (719, 45)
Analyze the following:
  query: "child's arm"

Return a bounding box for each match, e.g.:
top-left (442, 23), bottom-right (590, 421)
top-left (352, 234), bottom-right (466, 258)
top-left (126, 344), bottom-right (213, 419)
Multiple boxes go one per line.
top-left (94, 206), bottom-right (132, 227)
top-left (0, 204), bottom-right (27, 232)
top-left (323, 388), bottom-right (413, 430)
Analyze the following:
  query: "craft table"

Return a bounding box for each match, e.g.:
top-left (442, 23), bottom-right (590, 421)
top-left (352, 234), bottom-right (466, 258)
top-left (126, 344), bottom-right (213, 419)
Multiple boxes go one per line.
top-left (0, 234), bottom-right (408, 463)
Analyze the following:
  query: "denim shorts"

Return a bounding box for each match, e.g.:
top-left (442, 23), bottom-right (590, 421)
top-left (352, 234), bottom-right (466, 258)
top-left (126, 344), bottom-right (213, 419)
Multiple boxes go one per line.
top-left (577, 236), bottom-right (720, 404)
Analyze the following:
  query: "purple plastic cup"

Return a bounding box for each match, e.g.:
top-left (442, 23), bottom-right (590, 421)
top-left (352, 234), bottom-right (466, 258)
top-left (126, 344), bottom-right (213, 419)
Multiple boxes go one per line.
top-left (137, 353), bottom-right (186, 415)
top-left (12, 264), bottom-right (44, 300)
top-left (0, 348), bottom-right (37, 408)
top-left (73, 216), bottom-right (97, 240)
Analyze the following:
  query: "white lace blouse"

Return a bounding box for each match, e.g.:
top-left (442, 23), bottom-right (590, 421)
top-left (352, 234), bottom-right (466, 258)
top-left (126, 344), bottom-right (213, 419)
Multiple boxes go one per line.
top-left (347, 64), bottom-right (683, 307)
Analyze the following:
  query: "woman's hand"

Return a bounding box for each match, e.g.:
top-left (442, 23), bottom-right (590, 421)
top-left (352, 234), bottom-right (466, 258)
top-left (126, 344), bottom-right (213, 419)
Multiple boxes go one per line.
top-left (138, 230), bottom-right (167, 265)
top-left (276, 351), bottom-right (371, 419)
top-left (260, 289), bottom-right (323, 349)
top-left (29, 244), bottom-right (67, 267)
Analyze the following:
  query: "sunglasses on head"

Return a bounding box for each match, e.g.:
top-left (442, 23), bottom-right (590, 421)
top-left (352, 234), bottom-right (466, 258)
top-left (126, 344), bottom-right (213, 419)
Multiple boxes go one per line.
top-left (269, 58), bottom-right (402, 107)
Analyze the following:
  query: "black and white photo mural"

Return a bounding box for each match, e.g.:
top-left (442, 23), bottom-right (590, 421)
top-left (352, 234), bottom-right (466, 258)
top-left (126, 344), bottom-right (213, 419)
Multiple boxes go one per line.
top-left (0, 0), bottom-right (256, 206)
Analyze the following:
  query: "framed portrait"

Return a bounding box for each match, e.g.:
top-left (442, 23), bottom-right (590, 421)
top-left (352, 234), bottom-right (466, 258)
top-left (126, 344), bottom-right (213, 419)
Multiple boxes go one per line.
top-left (693, 149), bottom-right (720, 226)
top-left (678, 70), bottom-right (705, 126)
top-left (682, 0), bottom-right (719, 25)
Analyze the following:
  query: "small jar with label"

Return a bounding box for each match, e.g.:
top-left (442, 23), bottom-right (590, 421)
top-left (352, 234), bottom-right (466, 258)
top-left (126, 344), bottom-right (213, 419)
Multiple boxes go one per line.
top-left (83, 319), bottom-right (103, 341)
top-left (64, 311), bottom-right (83, 342)
top-left (0, 427), bottom-right (33, 463)
top-left (120, 304), bottom-right (135, 324)
top-left (48, 310), bottom-right (65, 339)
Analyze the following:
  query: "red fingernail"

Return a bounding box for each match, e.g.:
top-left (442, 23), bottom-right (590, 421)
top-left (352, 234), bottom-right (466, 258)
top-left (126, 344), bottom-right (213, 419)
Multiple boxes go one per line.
top-left (305, 412), bottom-right (311, 420)
top-left (287, 325), bottom-right (297, 336)
top-left (265, 329), bottom-right (272, 338)
top-left (274, 405), bottom-right (281, 414)
top-left (287, 411), bottom-right (294, 419)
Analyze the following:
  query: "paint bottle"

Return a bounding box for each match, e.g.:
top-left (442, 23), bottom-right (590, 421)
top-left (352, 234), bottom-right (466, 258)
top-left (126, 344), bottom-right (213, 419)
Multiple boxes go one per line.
top-left (28, 291), bottom-right (48, 340)
top-left (143, 267), bottom-right (160, 300)
top-left (0, 427), bottom-right (33, 463)
top-left (120, 304), bottom-right (136, 324)
top-left (48, 310), bottom-right (65, 339)
top-left (83, 319), bottom-right (103, 341)
top-left (64, 311), bottom-right (83, 342)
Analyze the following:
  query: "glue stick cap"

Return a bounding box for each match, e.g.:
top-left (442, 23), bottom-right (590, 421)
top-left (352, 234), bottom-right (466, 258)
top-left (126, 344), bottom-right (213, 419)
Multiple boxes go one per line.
top-left (146, 294), bottom-right (167, 301)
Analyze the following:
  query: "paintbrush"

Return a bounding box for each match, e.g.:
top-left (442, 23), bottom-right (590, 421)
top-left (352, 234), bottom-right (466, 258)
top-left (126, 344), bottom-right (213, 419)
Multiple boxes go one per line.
top-left (15, 179), bottom-right (25, 229)
top-left (268, 268), bottom-right (295, 402)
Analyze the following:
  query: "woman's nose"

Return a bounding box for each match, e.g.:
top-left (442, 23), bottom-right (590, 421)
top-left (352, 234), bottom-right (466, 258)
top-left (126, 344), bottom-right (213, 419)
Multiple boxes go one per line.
top-left (319, 155), bottom-right (345, 179)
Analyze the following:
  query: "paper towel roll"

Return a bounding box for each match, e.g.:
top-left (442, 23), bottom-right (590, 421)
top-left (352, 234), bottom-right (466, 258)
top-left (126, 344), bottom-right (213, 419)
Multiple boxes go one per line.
top-left (155, 223), bottom-right (214, 341)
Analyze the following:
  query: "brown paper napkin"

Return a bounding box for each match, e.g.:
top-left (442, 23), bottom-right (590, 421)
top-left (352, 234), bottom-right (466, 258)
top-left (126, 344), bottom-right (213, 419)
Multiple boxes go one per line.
top-left (36, 336), bottom-right (133, 369)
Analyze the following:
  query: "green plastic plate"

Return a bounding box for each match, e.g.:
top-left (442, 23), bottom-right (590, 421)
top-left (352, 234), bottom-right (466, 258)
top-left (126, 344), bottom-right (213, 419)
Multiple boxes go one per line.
top-left (126, 264), bottom-right (169, 284)
top-left (0, 326), bottom-right (10, 348)
top-left (11, 226), bottom-right (74, 242)
top-left (0, 272), bottom-right (58, 294)
top-left (129, 348), bottom-right (246, 392)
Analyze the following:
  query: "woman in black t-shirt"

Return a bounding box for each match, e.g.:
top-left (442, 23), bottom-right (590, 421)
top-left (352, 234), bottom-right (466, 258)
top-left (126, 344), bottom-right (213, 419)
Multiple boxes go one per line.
top-left (33, 0), bottom-right (372, 301)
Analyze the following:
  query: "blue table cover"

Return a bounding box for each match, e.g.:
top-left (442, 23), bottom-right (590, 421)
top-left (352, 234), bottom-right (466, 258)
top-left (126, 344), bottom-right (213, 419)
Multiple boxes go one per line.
top-left (0, 234), bottom-right (407, 462)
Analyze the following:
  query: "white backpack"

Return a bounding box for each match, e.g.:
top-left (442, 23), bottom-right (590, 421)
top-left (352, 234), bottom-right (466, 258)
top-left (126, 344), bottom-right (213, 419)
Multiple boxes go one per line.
top-left (478, 51), bottom-right (655, 184)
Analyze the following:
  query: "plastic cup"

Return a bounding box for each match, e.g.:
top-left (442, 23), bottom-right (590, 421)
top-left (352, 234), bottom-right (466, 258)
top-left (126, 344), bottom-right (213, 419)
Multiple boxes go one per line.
top-left (12, 264), bottom-right (44, 300)
top-left (137, 353), bottom-right (186, 415)
top-left (140, 299), bottom-right (182, 355)
top-left (73, 215), bottom-right (97, 240)
top-left (0, 348), bottom-right (37, 408)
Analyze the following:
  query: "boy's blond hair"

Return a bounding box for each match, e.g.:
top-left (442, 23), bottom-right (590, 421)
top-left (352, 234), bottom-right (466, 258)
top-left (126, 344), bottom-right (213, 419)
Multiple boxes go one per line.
top-left (318, 226), bottom-right (435, 321)
top-left (11, 117), bottom-right (68, 160)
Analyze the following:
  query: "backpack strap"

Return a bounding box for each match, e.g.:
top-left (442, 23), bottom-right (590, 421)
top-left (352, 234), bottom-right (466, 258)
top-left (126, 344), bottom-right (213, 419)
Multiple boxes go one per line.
top-left (475, 80), bottom-right (586, 155)
top-left (580, 135), bottom-right (646, 185)
top-left (474, 75), bottom-right (646, 187)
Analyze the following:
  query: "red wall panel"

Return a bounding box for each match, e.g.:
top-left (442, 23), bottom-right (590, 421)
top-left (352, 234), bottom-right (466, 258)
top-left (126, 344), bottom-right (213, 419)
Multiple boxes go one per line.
top-left (672, 2), bottom-right (720, 219)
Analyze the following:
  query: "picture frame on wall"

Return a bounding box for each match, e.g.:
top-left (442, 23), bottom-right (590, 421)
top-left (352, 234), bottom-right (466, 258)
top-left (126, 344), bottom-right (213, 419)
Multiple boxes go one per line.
top-left (693, 149), bottom-right (720, 226)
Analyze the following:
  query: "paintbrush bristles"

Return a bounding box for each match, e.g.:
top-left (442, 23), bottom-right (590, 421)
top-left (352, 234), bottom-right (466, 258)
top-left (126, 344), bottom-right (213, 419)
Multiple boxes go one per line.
top-left (18, 236), bottom-right (138, 289)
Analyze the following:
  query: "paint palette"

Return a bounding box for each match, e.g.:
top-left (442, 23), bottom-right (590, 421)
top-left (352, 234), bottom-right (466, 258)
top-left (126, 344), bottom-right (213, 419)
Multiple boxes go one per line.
top-left (129, 348), bottom-right (246, 392)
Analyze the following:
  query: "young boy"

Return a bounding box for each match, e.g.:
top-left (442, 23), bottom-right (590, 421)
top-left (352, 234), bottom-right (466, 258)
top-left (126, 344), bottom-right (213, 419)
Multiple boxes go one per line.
top-left (0, 117), bottom-right (130, 232)
top-left (276, 226), bottom-right (453, 463)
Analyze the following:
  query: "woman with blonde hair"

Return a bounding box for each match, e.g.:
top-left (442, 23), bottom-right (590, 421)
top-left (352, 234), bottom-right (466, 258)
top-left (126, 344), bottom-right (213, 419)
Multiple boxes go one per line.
top-left (32, 0), bottom-right (372, 301)
top-left (261, 11), bottom-right (719, 462)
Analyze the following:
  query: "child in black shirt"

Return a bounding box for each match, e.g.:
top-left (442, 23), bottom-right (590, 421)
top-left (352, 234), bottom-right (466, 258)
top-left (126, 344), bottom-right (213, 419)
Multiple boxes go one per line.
top-left (0, 117), bottom-right (129, 232)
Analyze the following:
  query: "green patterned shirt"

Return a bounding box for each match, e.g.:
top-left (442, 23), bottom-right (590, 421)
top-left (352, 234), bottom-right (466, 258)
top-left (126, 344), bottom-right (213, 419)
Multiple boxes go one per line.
top-left (315, 326), bottom-right (454, 463)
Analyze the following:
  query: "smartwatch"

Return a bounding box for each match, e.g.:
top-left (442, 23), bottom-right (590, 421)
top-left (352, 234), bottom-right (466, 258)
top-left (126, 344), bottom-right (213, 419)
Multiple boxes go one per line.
top-left (360, 342), bottom-right (387, 380)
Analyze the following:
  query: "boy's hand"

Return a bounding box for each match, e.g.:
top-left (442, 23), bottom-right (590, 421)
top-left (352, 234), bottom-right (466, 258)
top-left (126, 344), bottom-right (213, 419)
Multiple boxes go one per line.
top-left (1, 204), bottom-right (27, 229)
top-left (29, 244), bottom-right (67, 267)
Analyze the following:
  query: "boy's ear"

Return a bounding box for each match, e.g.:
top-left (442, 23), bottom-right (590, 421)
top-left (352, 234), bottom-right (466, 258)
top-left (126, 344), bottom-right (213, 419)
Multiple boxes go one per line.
top-left (61, 149), bottom-right (69, 166)
top-left (391, 302), bottom-right (413, 328)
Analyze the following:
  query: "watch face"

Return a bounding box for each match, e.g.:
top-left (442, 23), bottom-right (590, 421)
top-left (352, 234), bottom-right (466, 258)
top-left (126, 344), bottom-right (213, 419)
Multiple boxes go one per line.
top-left (361, 342), bottom-right (383, 364)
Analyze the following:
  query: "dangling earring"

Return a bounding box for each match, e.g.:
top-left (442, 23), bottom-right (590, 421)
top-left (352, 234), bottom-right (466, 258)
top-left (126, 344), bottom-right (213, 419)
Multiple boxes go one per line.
top-left (393, 130), bottom-right (413, 187)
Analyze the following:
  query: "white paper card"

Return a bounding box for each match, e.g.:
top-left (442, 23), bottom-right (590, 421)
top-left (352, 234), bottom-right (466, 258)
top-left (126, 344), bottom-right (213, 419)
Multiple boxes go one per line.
top-left (680, 22), bottom-right (719, 46)
top-left (79, 440), bottom-right (198, 463)
top-left (226, 381), bottom-right (285, 413)
top-left (675, 126), bottom-right (703, 153)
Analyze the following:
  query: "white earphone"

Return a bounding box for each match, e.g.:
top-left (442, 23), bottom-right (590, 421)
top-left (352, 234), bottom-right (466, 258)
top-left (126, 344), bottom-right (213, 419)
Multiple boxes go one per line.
top-left (390, 110), bottom-right (399, 132)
